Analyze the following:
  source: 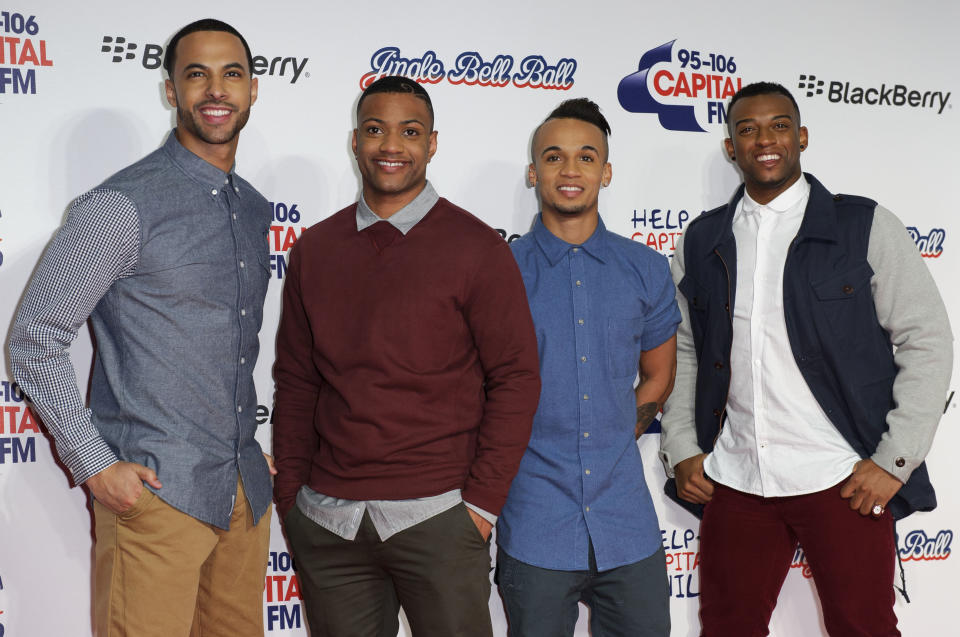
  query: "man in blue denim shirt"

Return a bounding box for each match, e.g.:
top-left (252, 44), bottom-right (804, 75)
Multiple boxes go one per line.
top-left (497, 99), bottom-right (680, 636)
top-left (8, 19), bottom-right (273, 636)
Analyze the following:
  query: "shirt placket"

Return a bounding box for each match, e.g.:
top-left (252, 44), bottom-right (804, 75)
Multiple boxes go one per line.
top-left (221, 176), bottom-right (246, 500)
top-left (570, 246), bottom-right (595, 518)
top-left (751, 209), bottom-right (772, 492)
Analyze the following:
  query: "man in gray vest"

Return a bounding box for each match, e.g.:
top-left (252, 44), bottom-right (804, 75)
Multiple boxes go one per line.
top-left (660, 81), bottom-right (952, 636)
top-left (9, 19), bottom-right (273, 636)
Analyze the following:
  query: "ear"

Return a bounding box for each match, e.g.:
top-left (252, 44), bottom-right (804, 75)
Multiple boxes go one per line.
top-left (351, 129), bottom-right (358, 157)
top-left (427, 130), bottom-right (438, 162)
top-left (602, 162), bottom-right (612, 187)
top-left (164, 78), bottom-right (177, 108)
top-left (527, 162), bottom-right (537, 187)
top-left (250, 76), bottom-right (259, 107)
top-left (723, 137), bottom-right (735, 161)
top-left (799, 125), bottom-right (809, 151)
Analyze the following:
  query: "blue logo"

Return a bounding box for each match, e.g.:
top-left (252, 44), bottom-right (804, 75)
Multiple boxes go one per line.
top-left (907, 226), bottom-right (945, 258)
top-left (618, 40), bottom-right (742, 133)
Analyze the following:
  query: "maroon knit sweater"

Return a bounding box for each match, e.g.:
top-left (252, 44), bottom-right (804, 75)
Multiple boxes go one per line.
top-left (272, 198), bottom-right (540, 518)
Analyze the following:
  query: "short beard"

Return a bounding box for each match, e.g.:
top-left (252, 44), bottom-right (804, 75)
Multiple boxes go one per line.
top-left (177, 103), bottom-right (251, 145)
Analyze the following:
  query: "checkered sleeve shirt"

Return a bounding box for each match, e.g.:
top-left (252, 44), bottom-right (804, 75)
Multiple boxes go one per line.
top-left (8, 188), bottom-right (140, 484)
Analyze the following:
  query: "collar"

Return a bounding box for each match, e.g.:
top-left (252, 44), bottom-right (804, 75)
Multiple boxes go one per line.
top-left (703, 172), bottom-right (837, 256)
top-left (532, 213), bottom-right (609, 266)
top-left (739, 175), bottom-right (810, 218)
top-left (356, 181), bottom-right (439, 235)
top-left (162, 130), bottom-right (238, 195)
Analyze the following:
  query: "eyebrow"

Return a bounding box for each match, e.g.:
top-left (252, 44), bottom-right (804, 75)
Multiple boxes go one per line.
top-left (539, 144), bottom-right (601, 156)
top-left (734, 113), bottom-right (793, 127)
top-left (182, 62), bottom-right (246, 74)
top-left (360, 117), bottom-right (427, 127)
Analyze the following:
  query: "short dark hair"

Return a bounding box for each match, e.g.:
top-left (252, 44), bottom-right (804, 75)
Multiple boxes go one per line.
top-left (163, 19), bottom-right (254, 77)
top-left (356, 76), bottom-right (435, 128)
top-left (532, 97), bottom-right (611, 161)
top-left (726, 81), bottom-right (801, 136)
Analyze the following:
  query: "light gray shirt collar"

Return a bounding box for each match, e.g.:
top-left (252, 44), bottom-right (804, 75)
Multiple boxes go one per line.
top-left (355, 181), bottom-right (439, 235)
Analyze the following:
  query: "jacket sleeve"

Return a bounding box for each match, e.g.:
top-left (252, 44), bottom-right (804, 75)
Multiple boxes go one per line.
top-left (659, 233), bottom-right (705, 476)
top-left (459, 240), bottom-right (541, 515)
top-left (867, 205), bottom-right (953, 482)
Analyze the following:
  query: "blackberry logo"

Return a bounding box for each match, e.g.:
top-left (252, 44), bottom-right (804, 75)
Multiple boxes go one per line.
top-left (796, 72), bottom-right (950, 114)
top-left (101, 36), bottom-right (138, 63)
top-left (798, 74), bottom-right (823, 97)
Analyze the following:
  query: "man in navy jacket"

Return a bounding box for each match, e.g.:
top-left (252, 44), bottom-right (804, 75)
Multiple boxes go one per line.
top-left (660, 82), bottom-right (952, 636)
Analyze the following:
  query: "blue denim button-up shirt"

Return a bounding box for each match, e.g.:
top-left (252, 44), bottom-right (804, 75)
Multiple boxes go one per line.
top-left (497, 215), bottom-right (680, 571)
top-left (10, 131), bottom-right (273, 528)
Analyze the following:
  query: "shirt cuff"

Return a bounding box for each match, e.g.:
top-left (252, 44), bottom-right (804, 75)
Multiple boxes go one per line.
top-left (464, 501), bottom-right (497, 526)
top-left (62, 435), bottom-right (121, 485)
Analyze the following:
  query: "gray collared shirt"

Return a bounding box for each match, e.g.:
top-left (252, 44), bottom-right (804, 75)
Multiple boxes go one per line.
top-left (9, 131), bottom-right (274, 529)
top-left (297, 180), bottom-right (494, 541)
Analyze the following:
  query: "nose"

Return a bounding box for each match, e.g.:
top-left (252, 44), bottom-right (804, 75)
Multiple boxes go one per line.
top-left (206, 75), bottom-right (228, 101)
top-left (379, 129), bottom-right (403, 153)
top-left (756, 126), bottom-right (776, 146)
top-left (559, 157), bottom-right (580, 176)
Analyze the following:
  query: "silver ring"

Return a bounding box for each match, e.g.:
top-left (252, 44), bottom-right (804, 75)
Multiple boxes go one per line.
top-left (871, 503), bottom-right (884, 517)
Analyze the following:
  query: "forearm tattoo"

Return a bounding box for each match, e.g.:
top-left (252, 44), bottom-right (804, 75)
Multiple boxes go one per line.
top-left (635, 402), bottom-right (660, 438)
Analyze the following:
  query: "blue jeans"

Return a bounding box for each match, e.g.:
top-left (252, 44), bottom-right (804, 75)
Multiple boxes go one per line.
top-left (496, 545), bottom-right (670, 637)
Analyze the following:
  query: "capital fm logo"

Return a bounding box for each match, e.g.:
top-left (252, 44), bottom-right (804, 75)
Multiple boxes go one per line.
top-left (99, 34), bottom-right (309, 83)
top-left (906, 226), bottom-right (945, 258)
top-left (798, 73), bottom-right (951, 114)
top-left (0, 10), bottom-right (54, 95)
top-left (618, 39), bottom-right (743, 132)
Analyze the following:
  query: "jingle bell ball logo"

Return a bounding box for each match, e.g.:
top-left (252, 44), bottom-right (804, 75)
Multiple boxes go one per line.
top-left (907, 226), bottom-right (945, 258)
top-left (359, 46), bottom-right (577, 90)
top-left (618, 39), bottom-right (743, 132)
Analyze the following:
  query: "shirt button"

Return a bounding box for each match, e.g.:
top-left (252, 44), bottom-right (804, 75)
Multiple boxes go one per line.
top-left (240, 357), bottom-right (246, 364)
top-left (576, 280), bottom-right (582, 286)
top-left (895, 457), bottom-right (906, 468)
top-left (211, 189), bottom-right (218, 196)
top-left (843, 285), bottom-right (854, 295)
top-left (237, 405), bottom-right (243, 413)
top-left (754, 359), bottom-right (761, 367)
top-left (578, 319), bottom-right (584, 325)
top-left (583, 394), bottom-right (589, 400)
top-left (241, 309), bottom-right (247, 316)
top-left (581, 356), bottom-right (587, 362)
top-left (714, 361), bottom-right (723, 369)
top-left (573, 247), bottom-right (580, 253)
top-left (234, 187), bottom-right (240, 193)
top-left (583, 432), bottom-right (590, 438)
top-left (232, 213), bottom-right (237, 220)
top-left (585, 469), bottom-right (591, 475)
top-left (224, 178), bottom-right (229, 184)
top-left (239, 260), bottom-right (246, 268)
top-left (585, 506), bottom-right (590, 512)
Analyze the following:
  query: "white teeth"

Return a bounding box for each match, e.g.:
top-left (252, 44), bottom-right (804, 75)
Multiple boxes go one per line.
top-left (757, 154), bottom-right (780, 162)
top-left (202, 109), bottom-right (230, 116)
top-left (559, 186), bottom-right (582, 192)
top-left (377, 161), bottom-right (404, 167)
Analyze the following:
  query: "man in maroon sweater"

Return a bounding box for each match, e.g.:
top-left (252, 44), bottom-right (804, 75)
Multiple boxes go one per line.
top-left (273, 76), bottom-right (541, 636)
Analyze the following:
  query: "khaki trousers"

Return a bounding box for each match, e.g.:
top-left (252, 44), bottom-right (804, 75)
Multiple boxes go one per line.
top-left (93, 479), bottom-right (271, 637)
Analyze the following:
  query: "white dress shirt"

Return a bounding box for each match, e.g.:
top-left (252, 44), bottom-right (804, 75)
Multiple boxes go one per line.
top-left (704, 177), bottom-right (861, 496)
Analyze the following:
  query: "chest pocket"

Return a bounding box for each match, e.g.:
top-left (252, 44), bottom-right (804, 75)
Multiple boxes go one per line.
top-left (607, 317), bottom-right (645, 378)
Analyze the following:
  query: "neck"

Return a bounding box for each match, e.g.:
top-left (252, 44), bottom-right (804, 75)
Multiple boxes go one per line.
top-left (744, 171), bottom-right (802, 205)
top-left (364, 181), bottom-right (426, 219)
top-left (174, 128), bottom-right (238, 174)
top-left (542, 208), bottom-right (599, 245)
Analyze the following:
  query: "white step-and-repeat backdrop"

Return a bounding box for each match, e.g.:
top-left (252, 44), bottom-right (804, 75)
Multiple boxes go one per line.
top-left (1, 1), bottom-right (956, 635)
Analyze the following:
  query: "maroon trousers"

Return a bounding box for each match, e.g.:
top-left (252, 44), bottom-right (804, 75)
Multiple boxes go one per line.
top-left (699, 482), bottom-right (899, 637)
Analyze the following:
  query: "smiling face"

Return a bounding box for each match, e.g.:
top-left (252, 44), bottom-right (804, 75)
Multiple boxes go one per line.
top-left (164, 30), bottom-right (257, 168)
top-left (725, 93), bottom-right (808, 204)
top-left (529, 117), bottom-right (611, 222)
top-left (351, 92), bottom-right (437, 217)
